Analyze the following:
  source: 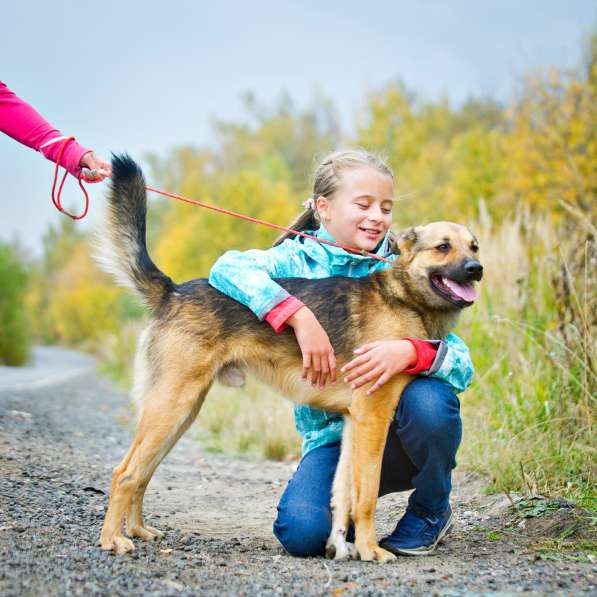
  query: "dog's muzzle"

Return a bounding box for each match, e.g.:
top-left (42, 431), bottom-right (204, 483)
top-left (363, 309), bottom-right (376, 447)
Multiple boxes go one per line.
top-left (463, 259), bottom-right (483, 282)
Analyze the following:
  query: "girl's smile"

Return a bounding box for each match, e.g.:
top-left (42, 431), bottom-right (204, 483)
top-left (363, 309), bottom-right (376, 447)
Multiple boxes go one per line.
top-left (315, 167), bottom-right (394, 252)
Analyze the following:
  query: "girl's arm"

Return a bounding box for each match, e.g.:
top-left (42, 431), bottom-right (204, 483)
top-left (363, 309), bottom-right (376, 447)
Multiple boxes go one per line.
top-left (209, 245), bottom-right (337, 388)
top-left (341, 334), bottom-right (473, 395)
top-left (208, 246), bottom-right (297, 319)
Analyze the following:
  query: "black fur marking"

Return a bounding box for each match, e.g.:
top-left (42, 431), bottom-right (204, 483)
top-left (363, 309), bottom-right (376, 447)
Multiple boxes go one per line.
top-left (175, 276), bottom-right (368, 357)
top-left (107, 154), bottom-right (176, 310)
top-left (110, 153), bottom-right (143, 183)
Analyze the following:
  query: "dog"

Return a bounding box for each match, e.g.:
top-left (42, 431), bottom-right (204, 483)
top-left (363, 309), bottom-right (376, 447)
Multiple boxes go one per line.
top-left (96, 155), bottom-right (482, 562)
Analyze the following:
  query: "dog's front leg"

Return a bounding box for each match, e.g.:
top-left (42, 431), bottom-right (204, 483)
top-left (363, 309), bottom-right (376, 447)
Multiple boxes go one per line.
top-left (349, 380), bottom-right (406, 563)
top-left (326, 416), bottom-right (357, 561)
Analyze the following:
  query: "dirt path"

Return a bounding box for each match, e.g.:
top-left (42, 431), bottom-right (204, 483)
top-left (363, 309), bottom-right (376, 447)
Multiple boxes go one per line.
top-left (0, 347), bottom-right (594, 596)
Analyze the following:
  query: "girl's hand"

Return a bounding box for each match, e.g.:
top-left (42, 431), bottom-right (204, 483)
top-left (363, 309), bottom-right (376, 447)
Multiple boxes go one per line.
top-left (341, 340), bottom-right (416, 395)
top-left (287, 306), bottom-right (336, 389)
top-left (80, 151), bottom-right (112, 182)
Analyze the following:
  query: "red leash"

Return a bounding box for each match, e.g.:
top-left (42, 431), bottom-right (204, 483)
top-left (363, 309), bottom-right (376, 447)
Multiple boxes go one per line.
top-left (144, 185), bottom-right (394, 264)
top-left (50, 137), bottom-right (89, 220)
top-left (50, 143), bottom-right (393, 264)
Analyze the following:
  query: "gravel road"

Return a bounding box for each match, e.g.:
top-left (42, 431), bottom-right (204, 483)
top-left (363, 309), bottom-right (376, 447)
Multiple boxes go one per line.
top-left (0, 347), bottom-right (594, 596)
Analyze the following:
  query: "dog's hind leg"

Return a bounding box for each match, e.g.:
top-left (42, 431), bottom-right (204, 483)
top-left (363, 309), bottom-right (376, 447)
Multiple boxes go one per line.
top-left (100, 377), bottom-right (211, 554)
top-left (326, 416), bottom-right (357, 561)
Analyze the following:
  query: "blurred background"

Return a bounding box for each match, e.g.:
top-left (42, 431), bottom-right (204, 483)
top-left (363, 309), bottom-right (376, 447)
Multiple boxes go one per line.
top-left (1, 1), bottom-right (595, 506)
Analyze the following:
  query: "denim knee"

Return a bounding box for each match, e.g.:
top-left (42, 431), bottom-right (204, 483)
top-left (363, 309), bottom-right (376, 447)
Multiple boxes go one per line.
top-left (398, 377), bottom-right (461, 439)
top-left (273, 504), bottom-right (331, 557)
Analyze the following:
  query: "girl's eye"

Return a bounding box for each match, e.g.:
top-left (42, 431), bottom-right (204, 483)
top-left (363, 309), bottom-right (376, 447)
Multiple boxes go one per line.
top-left (436, 243), bottom-right (451, 252)
top-left (382, 208), bottom-right (392, 215)
top-left (357, 204), bottom-right (369, 209)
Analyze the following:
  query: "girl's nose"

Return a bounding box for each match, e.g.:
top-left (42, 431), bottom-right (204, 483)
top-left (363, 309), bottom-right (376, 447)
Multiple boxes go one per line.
top-left (368, 207), bottom-right (383, 222)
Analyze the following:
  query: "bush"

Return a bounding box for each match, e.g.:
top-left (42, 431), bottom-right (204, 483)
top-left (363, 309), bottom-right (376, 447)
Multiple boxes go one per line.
top-left (0, 242), bottom-right (31, 365)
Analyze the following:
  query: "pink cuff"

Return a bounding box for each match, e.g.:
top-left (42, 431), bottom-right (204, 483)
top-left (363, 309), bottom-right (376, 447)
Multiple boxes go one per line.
top-left (41, 139), bottom-right (91, 178)
top-left (264, 297), bottom-right (305, 333)
top-left (403, 338), bottom-right (438, 374)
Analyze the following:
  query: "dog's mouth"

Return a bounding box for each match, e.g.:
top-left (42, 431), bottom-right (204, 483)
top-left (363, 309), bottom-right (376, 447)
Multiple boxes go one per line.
top-left (430, 273), bottom-right (478, 306)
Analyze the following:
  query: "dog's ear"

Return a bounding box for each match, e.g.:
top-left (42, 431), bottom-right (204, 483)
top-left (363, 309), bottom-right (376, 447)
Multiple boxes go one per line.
top-left (396, 227), bottom-right (419, 258)
top-left (387, 231), bottom-right (400, 255)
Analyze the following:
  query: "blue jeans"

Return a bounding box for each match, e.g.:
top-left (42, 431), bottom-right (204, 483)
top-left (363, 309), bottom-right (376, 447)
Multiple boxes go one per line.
top-left (273, 377), bottom-right (462, 557)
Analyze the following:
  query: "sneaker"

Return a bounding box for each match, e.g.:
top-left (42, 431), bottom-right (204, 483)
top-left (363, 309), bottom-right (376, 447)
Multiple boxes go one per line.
top-left (380, 506), bottom-right (453, 556)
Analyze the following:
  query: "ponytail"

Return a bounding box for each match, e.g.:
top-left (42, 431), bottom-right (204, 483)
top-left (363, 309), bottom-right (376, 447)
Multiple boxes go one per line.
top-left (273, 204), bottom-right (319, 246)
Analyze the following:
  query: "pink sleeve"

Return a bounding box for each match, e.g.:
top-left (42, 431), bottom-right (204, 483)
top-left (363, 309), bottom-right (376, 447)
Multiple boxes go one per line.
top-left (0, 81), bottom-right (91, 177)
top-left (402, 338), bottom-right (438, 374)
top-left (264, 297), bottom-right (305, 333)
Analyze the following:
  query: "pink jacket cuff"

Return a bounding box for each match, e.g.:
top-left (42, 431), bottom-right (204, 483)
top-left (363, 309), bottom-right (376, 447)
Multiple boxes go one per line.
top-left (403, 338), bottom-right (438, 374)
top-left (264, 297), bottom-right (305, 333)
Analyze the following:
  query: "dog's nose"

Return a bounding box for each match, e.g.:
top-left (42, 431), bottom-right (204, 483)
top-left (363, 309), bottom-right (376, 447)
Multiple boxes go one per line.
top-left (464, 260), bottom-right (483, 281)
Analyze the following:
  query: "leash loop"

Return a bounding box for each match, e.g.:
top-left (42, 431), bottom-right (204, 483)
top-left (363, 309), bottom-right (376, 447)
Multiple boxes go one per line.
top-left (48, 153), bottom-right (393, 263)
top-left (50, 136), bottom-right (89, 220)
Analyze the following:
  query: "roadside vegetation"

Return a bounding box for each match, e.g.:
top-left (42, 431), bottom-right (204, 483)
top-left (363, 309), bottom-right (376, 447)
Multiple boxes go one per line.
top-left (0, 241), bottom-right (30, 365)
top-left (10, 35), bottom-right (595, 516)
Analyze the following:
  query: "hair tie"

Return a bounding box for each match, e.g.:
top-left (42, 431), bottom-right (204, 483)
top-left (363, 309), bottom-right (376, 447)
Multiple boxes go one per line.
top-left (302, 197), bottom-right (315, 211)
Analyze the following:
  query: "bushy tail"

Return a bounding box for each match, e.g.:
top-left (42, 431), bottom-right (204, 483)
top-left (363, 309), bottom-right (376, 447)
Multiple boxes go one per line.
top-left (95, 154), bottom-right (174, 311)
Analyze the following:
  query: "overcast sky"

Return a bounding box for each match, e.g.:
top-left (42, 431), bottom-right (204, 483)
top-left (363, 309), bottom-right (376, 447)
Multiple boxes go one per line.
top-left (2, 0), bottom-right (596, 255)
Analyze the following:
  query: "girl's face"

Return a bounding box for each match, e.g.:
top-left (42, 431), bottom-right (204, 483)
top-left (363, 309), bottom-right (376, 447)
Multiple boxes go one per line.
top-left (316, 167), bottom-right (394, 252)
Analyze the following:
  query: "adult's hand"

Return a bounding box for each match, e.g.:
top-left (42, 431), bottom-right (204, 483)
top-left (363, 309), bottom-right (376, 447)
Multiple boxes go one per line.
top-left (80, 151), bottom-right (112, 182)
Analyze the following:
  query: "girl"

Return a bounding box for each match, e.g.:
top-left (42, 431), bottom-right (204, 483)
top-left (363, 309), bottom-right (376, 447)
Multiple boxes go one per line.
top-left (208, 149), bottom-right (472, 557)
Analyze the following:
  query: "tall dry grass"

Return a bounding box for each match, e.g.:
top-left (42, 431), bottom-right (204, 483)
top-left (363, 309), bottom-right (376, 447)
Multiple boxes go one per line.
top-left (458, 205), bottom-right (595, 501)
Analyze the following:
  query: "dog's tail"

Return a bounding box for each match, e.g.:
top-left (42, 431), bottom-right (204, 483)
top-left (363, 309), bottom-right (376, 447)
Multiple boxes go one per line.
top-left (95, 154), bottom-right (175, 311)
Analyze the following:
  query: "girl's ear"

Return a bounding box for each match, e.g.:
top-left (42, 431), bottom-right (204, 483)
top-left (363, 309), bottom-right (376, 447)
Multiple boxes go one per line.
top-left (315, 195), bottom-right (330, 222)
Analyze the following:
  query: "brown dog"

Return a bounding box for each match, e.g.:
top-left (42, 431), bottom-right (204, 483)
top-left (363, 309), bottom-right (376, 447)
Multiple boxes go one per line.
top-left (96, 155), bottom-right (482, 562)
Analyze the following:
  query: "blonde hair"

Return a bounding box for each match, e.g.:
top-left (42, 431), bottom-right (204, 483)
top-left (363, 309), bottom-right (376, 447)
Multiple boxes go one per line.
top-left (274, 149), bottom-right (394, 246)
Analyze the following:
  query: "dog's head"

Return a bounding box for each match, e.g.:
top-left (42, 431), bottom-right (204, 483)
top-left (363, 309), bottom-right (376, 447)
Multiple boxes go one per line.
top-left (391, 222), bottom-right (483, 310)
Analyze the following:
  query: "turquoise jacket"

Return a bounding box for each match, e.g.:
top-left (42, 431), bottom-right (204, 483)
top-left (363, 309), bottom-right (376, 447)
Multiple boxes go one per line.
top-left (208, 225), bottom-right (474, 455)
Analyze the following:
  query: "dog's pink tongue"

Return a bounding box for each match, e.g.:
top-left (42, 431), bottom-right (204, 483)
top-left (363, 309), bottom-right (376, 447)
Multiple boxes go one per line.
top-left (444, 278), bottom-right (478, 302)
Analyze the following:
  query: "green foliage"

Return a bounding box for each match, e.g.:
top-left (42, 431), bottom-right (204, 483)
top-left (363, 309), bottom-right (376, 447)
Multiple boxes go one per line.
top-left (27, 219), bottom-right (128, 347)
top-left (514, 499), bottom-right (570, 519)
top-left (458, 210), bottom-right (595, 501)
top-left (0, 242), bottom-right (31, 365)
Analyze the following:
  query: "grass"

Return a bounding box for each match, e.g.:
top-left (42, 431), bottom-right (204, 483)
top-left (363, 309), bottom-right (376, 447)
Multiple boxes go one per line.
top-left (456, 208), bottom-right (595, 504)
top-left (192, 378), bottom-right (301, 461)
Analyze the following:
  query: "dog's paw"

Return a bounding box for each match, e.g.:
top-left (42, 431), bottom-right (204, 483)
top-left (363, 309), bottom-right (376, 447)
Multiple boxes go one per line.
top-left (356, 542), bottom-right (396, 563)
top-left (101, 533), bottom-right (135, 555)
top-left (127, 524), bottom-right (163, 541)
top-left (326, 538), bottom-right (357, 561)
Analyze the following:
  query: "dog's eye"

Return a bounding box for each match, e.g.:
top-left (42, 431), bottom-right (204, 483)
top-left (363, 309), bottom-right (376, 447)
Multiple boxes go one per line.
top-left (436, 243), bottom-right (451, 253)
top-left (471, 244), bottom-right (479, 253)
